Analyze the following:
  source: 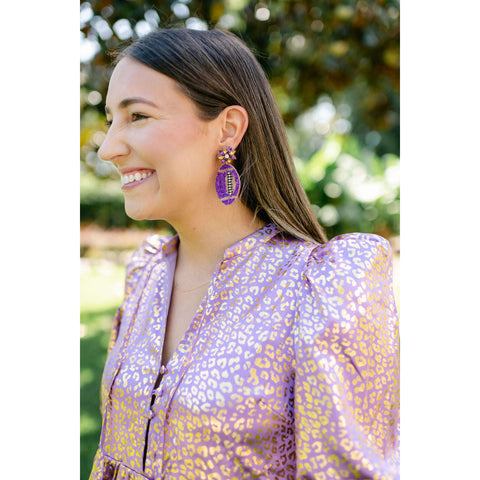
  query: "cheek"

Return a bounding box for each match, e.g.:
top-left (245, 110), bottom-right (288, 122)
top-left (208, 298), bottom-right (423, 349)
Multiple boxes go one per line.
top-left (141, 123), bottom-right (197, 160)
top-left (135, 119), bottom-right (217, 188)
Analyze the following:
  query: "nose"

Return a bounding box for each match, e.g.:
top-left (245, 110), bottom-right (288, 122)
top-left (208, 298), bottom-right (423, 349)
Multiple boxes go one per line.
top-left (97, 124), bottom-right (130, 164)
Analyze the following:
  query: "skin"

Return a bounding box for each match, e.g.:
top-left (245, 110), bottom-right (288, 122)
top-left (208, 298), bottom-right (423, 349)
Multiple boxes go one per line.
top-left (99, 57), bottom-right (265, 364)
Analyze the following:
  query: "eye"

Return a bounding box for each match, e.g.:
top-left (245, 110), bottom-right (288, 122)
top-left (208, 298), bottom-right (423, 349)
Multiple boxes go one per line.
top-left (132, 113), bottom-right (149, 122)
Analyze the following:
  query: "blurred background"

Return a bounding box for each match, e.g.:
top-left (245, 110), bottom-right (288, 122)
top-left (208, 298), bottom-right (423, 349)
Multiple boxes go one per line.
top-left (80, 0), bottom-right (399, 477)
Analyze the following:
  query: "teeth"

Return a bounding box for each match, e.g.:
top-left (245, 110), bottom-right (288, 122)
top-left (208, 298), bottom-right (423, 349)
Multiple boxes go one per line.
top-left (121, 170), bottom-right (153, 185)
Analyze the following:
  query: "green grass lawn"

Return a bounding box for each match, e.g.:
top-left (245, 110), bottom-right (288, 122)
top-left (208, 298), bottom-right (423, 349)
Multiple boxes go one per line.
top-left (80, 260), bottom-right (125, 480)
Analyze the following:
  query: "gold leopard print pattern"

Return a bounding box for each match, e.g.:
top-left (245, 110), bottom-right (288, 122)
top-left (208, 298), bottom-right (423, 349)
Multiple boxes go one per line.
top-left (89, 224), bottom-right (399, 480)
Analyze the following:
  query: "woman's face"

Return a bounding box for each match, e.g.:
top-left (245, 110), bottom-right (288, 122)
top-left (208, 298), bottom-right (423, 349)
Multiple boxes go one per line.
top-left (98, 57), bottom-right (221, 222)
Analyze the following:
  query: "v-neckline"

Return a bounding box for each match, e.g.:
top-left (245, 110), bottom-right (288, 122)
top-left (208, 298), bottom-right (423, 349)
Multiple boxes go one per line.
top-left (156, 222), bottom-right (280, 370)
top-left (158, 245), bottom-right (213, 371)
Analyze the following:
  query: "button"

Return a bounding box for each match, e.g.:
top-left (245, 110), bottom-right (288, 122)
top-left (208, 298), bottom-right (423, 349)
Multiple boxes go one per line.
top-left (104, 461), bottom-right (115, 479)
top-left (147, 409), bottom-right (155, 420)
top-left (160, 365), bottom-right (167, 375)
top-left (153, 385), bottom-right (164, 397)
top-left (145, 244), bottom-right (158, 254)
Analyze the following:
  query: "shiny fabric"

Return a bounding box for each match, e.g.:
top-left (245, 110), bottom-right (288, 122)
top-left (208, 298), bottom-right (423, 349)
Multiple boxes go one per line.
top-left (89, 223), bottom-right (399, 480)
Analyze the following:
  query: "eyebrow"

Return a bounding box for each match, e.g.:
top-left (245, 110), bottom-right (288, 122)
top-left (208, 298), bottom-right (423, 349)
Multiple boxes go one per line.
top-left (105, 97), bottom-right (159, 114)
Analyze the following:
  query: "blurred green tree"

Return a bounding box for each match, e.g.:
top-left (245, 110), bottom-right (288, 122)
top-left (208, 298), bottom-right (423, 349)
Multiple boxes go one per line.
top-left (80, 0), bottom-right (399, 238)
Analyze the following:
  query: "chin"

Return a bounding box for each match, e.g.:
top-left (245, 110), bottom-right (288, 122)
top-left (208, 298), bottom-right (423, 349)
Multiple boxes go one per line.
top-left (126, 212), bottom-right (145, 221)
top-left (125, 203), bottom-right (166, 222)
top-left (125, 204), bottom-right (149, 221)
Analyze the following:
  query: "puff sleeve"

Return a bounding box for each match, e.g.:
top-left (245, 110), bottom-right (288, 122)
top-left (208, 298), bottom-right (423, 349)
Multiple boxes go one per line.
top-left (294, 233), bottom-right (399, 480)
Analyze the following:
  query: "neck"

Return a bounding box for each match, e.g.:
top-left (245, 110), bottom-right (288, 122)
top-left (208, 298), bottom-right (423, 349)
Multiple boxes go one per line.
top-left (170, 199), bottom-right (266, 276)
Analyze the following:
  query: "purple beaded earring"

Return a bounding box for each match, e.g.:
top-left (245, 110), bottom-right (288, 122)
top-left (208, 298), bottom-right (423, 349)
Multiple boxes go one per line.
top-left (215, 146), bottom-right (241, 205)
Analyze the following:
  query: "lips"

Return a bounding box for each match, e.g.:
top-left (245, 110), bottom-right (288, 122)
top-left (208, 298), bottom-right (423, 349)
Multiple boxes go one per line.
top-left (120, 169), bottom-right (155, 187)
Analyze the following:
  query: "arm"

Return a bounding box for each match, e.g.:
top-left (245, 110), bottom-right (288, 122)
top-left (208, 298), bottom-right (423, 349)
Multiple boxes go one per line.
top-left (294, 234), bottom-right (399, 480)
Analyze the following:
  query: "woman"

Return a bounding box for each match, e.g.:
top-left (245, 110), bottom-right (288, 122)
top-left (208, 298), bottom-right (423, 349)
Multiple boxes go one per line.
top-left (89, 28), bottom-right (399, 480)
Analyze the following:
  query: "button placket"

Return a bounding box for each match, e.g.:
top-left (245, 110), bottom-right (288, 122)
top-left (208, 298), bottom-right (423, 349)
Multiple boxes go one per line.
top-left (143, 363), bottom-right (171, 473)
top-left (147, 366), bottom-right (169, 419)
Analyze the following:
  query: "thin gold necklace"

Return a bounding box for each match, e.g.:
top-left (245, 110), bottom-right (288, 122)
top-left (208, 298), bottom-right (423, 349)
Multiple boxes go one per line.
top-left (175, 279), bottom-right (211, 293)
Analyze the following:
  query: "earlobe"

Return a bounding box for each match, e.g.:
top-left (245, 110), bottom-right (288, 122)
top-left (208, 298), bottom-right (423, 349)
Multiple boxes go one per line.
top-left (219, 105), bottom-right (249, 148)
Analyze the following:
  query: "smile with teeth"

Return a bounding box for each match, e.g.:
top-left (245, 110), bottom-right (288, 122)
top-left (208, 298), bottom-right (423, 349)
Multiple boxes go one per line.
top-left (121, 170), bottom-right (155, 186)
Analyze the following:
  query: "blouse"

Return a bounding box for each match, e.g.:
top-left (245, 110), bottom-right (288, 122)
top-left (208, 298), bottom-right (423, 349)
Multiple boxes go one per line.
top-left (89, 223), bottom-right (399, 480)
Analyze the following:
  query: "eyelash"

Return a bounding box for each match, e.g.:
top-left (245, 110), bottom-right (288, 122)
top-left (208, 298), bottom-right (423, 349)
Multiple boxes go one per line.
top-left (132, 113), bottom-right (148, 122)
top-left (105, 113), bottom-right (148, 127)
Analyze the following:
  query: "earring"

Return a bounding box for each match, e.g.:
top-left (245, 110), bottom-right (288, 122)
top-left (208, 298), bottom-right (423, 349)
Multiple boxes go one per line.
top-left (215, 146), bottom-right (241, 205)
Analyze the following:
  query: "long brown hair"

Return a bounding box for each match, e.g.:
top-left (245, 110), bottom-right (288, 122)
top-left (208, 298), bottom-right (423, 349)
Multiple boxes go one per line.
top-left (117, 28), bottom-right (327, 244)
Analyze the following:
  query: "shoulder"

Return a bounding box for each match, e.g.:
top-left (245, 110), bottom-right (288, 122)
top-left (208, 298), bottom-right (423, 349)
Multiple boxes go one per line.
top-left (296, 232), bottom-right (396, 340)
top-left (260, 230), bottom-right (392, 287)
top-left (304, 232), bottom-right (393, 283)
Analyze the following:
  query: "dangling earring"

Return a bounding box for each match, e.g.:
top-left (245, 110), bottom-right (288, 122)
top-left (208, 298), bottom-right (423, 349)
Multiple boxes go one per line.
top-left (215, 146), bottom-right (241, 205)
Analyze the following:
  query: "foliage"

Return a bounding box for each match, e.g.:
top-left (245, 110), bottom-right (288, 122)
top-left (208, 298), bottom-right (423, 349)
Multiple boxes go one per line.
top-left (289, 104), bottom-right (399, 238)
top-left (299, 139), bottom-right (399, 238)
top-left (80, 0), bottom-right (400, 237)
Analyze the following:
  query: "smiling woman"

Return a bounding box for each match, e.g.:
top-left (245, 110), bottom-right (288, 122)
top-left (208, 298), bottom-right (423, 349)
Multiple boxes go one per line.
top-left (89, 28), bottom-right (399, 480)
top-left (99, 57), bottom-right (249, 226)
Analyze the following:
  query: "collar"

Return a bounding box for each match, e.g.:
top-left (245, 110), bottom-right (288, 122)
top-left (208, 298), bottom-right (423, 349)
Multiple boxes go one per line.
top-left (155, 222), bottom-right (281, 261)
top-left (222, 222), bottom-right (280, 260)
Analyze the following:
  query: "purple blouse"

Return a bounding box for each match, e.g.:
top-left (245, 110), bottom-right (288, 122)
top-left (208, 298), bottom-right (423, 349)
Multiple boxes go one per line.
top-left (89, 223), bottom-right (399, 480)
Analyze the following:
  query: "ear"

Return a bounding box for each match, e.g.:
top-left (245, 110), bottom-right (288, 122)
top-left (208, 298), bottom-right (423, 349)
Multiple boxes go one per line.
top-left (218, 105), bottom-right (249, 149)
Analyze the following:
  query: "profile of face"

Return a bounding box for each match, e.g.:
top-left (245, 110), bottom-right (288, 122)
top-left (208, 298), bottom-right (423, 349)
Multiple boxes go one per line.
top-left (98, 57), bottom-right (224, 223)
